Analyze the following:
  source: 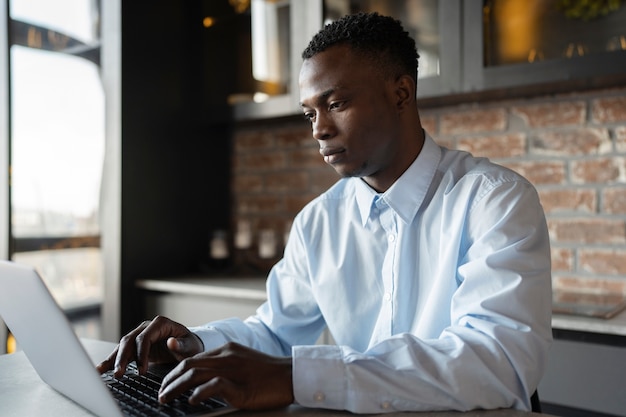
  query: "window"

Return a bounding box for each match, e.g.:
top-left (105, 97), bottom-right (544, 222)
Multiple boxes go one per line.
top-left (8, 0), bottom-right (104, 341)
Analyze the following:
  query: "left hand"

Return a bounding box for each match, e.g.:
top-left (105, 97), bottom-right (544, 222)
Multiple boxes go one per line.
top-left (158, 342), bottom-right (294, 410)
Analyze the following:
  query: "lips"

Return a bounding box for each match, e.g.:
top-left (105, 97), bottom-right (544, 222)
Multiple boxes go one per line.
top-left (319, 146), bottom-right (345, 164)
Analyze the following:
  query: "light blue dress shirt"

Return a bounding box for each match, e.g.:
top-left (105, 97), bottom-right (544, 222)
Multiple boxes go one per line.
top-left (191, 134), bottom-right (552, 413)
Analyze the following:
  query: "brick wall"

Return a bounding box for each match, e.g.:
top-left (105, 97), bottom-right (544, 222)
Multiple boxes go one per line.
top-left (231, 86), bottom-right (626, 296)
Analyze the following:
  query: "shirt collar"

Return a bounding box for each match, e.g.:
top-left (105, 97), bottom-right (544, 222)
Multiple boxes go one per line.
top-left (355, 133), bottom-right (441, 226)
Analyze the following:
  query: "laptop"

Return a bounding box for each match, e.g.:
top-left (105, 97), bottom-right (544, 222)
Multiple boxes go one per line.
top-left (0, 260), bottom-right (235, 417)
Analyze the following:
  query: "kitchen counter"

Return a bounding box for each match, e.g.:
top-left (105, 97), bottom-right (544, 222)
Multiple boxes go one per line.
top-left (135, 276), bottom-right (626, 415)
top-left (552, 307), bottom-right (626, 338)
top-left (136, 275), bottom-right (268, 328)
top-left (136, 275), bottom-right (267, 302)
top-left (136, 276), bottom-right (626, 340)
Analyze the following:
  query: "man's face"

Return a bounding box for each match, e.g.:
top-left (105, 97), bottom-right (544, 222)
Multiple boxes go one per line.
top-left (299, 45), bottom-right (404, 191)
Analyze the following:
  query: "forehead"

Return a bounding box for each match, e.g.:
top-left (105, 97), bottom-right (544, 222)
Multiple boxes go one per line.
top-left (299, 45), bottom-right (374, 105)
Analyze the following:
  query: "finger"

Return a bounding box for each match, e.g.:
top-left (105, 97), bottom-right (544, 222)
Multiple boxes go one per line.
top-left (158, 346), bottom-right (223, 395)
top-left (134, 316), bottom-right (187, 373)
top-left (166, 334), bottom-right (203, 360)
top-left (166, 337), bottom-right (189, 361)
top-left (158, 342), bottom-right (254, 393)
top-left (96, 347), bottom-right (119, 373)
top-left (114, 320), bottom-right (151, 376)
top-left (189, 377), bottom-right (241, 407)
top-left (159, 365), bottom-right (210, 404)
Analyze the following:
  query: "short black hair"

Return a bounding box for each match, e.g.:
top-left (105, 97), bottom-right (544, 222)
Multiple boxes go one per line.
top-left (302, 12), bottom-right (419, 85)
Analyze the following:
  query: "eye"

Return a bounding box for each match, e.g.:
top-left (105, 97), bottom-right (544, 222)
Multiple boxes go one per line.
top-left (302, 111), bottom-right (316, 122)
top-left (329, 101), bottom-right (343, 111)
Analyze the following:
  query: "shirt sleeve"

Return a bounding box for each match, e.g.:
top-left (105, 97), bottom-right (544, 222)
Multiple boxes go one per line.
top-left (189, 212), bottom-right (328, 356)
top-left (189, 302), bottom-right (319, 356)
top-left (292, 179), bottom-right (552, 413)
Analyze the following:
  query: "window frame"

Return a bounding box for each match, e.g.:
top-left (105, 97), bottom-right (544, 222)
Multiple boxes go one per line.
top-left (6, 0), bottom-right (104, 314)
top-left (1, 0), bottom-right (10, 354)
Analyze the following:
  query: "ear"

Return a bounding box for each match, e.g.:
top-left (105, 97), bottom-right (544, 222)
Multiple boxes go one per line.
top-left (394, 74), bottom-right (416, 111)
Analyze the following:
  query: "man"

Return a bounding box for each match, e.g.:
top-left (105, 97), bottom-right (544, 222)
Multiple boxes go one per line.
top-left (98, 12), bottom-right (552, 413)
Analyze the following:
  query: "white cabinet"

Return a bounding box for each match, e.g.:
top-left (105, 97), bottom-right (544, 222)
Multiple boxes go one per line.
top-left (137, 276), bottom-right (334, 345)
top-left (137, 277), bottom-right (267, 327)
top-left (539, 338), bottom-right (626, 416)
top-left (233, 0), bottom-right (323, 121)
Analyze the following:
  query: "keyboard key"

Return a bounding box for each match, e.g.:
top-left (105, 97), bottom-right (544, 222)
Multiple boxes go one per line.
top-left (101, 365), bottom-right (228, 416)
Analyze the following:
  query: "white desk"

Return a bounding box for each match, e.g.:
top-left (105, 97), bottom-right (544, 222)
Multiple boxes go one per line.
top-left (0, 339), bottom-right (553, 417)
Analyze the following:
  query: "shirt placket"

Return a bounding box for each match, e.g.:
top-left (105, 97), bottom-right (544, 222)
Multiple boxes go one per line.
top-left (375, 198), bottom-right (397, 342)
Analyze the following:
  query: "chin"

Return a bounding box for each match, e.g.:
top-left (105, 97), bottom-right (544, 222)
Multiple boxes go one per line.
top-left (333, 168), bottom-right (358, 178)
top-left (330, 161), bottom-right (369, 179)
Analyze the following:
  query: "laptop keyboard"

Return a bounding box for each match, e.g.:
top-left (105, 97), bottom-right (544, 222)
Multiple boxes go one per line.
top-left (101, 363), bottom-right (229, 417)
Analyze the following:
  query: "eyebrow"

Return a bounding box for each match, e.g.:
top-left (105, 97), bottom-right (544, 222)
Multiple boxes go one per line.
top-left (299, 88), bottom-right (336, 108)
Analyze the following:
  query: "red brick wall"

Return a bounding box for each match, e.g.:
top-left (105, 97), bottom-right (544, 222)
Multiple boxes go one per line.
top-left (232, 87), bottom-right (626, 295)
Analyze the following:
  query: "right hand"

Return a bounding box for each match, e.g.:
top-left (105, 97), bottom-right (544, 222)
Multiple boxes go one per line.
top-left (96, 315), bottom-right (204, 377)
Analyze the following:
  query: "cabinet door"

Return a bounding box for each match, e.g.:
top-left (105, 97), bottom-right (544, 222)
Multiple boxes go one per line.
top-left (143, 291), bottom-right (263, 326)
top-left (234, 0), bottom-right (463, 120)
top-left (463, 0), bottom-right (626, 92)
top-left (234, 0), bottom-right (324, 121)
top-left (323, 0), bottom-right (462, 99)
top-left (539, 338), bottom-right (626, 416)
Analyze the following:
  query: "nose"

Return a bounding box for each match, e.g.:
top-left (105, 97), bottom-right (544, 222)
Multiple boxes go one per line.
top-left (312, 112), bottom-right (335, 141)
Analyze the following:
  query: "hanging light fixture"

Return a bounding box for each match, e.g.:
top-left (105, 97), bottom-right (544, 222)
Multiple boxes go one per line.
top-left (229, 0), bottom-right (251, 14)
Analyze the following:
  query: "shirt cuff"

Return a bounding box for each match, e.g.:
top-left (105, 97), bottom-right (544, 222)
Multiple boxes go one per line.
top-left (292, 345), bottom-right (346, 410)
top-left (188, 326), bottom-right (230, 352)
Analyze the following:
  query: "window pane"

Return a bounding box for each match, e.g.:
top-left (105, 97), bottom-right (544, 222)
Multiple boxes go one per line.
top-left (10, 46), bottom-right (104, 237)
top-left (251, 0), bottom-right (290, 96)
top-left (324, 0), bottom-right (440, 79)
top-left (484, 0), bottom-right (626, 66)
top-left (10, 0), bottom-right (98, 44)
top-left (12, 249), bottom-right (103, 311)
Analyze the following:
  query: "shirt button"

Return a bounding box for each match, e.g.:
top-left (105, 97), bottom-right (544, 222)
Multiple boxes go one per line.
top-left (313, 391), bottom-right (325, 402)
top-left (384, 292), bottom-right (392, 301)
top-left (388, 234), bottom-right (395, 243)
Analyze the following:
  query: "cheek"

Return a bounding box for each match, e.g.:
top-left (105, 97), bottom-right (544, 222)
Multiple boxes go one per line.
top-left (340, 100), bottom-right (397, 152)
